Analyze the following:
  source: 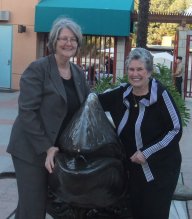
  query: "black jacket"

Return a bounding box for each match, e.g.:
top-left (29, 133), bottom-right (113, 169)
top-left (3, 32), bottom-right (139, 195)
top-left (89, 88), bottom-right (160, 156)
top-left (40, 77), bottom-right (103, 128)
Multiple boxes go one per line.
top-left (99, 78), bottom-right (182, 182)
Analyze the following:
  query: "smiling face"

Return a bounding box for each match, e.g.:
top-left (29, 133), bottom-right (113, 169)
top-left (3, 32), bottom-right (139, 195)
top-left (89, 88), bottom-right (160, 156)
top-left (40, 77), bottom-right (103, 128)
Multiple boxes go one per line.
top-left (128, 59), bottom-right (151, 95)
top-left (55, 28), bottom-right (78, 60)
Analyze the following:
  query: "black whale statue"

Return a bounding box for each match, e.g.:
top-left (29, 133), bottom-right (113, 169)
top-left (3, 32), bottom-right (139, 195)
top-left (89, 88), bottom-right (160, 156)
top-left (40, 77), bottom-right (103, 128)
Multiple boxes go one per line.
top-left (47, 93), bottom-right (131, 219)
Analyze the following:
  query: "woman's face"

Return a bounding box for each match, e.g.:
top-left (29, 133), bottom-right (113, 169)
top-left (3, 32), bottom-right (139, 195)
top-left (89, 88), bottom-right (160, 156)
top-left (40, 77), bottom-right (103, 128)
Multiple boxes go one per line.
top-left (55, 28), bottom-right (78, 59)
top-left (128, 59), bottom-right (151, 91)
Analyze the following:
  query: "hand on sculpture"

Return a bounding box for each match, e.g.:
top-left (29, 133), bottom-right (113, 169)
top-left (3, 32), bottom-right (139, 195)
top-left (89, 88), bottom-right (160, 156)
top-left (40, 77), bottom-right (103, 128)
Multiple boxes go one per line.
top-left (45, 146), bottom-right (59, 173)
top-left (130, 150), bottom-right (146, 164)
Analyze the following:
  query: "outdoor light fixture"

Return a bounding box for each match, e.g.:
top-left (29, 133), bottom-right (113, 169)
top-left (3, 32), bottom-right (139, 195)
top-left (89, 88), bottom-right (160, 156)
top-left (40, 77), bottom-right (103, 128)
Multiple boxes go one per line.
top-left (0, 11), bottom-right (10, 21)
top-left (18, 25), bottom-right (26, 33)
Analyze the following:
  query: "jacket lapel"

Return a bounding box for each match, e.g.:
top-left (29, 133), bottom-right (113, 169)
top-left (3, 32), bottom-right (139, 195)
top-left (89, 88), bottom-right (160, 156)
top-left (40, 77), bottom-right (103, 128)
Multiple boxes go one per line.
top-left (48, 54), bottom-right (85, 104)
top-left (48, 54), bottom-right (67, 101)
top-left (70, 63), bottom-right (84, 104)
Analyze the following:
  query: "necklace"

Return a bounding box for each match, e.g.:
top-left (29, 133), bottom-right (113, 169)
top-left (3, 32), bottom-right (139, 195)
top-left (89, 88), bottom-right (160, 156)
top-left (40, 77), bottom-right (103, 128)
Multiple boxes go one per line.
top-left (132, 93), bottom-right (138, 108)
top-left (59, 68), bottom-right (71, 80)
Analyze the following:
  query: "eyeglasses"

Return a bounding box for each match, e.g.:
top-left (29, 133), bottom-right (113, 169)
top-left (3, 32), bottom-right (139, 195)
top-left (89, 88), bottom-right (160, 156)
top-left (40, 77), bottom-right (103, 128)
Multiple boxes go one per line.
top-left (57, 37), bottom-right (78, 45)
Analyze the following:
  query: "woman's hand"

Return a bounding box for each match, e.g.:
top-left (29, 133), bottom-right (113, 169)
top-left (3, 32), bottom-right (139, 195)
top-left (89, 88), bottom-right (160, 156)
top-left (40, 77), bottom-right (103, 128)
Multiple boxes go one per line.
top-left (45, 146), bottom-right (59, 173)
top-left (130, 150), bottom-right (146, 164)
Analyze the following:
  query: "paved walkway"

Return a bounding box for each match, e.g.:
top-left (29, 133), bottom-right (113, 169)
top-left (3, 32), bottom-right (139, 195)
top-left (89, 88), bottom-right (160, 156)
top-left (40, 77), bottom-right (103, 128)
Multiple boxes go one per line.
top-left (0, 91), bottom-right (18, 219)
top-left (180, 97), bottom-right (192, 218)
top-left (0, 91), bottom-right (192, 219)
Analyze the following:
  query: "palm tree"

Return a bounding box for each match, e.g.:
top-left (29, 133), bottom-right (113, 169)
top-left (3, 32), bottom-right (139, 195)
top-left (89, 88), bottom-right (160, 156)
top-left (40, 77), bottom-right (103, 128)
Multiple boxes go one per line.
top-left (136, 0), bottom-right (151, 48)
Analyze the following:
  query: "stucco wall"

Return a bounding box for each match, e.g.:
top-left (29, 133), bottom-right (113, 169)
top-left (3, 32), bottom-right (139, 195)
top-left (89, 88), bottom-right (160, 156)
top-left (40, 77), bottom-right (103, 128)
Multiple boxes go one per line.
top-left (0, 1), bottom-right (130, 90)
top-left (0, 0), bottom-right (38, 89)
top-left (116, 37), bottom-right (126, 78)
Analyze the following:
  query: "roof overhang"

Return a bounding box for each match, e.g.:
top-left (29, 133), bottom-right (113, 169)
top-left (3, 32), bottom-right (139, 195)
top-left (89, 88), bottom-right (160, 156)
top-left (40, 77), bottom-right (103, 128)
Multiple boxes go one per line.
top-left (35, 0), bottom-right (134, 36)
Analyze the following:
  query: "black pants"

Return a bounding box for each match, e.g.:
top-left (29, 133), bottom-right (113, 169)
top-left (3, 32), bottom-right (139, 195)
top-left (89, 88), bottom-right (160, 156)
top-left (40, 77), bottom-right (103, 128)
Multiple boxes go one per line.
top-left (12, 156), bottom-right (48, 219)
top-left (129, 167), bottom-right (180, 219)
top-left (175, 76), bottom-right (183, 95)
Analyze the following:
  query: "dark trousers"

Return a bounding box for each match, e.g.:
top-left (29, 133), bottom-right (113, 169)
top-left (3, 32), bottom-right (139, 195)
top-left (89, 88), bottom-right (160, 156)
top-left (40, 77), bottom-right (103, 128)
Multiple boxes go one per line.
top-left (175, 76), bottom-right (183, 95)
top-left (129, 167), bottom-right (180, 219)
top-left (12, 156), bottom-right (48, 219)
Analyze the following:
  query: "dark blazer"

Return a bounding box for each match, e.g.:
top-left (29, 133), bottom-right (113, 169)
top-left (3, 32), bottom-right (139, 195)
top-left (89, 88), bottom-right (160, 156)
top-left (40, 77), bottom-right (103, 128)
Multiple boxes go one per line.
top-left (7, 54), bottom-right (90, 166)
top-left (99, 79), bottom-right (182, 182)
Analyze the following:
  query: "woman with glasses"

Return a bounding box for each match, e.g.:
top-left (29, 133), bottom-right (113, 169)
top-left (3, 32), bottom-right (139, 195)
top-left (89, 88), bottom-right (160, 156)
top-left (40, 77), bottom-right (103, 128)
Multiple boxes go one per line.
top-left (7, 17), bottom-right (89, 219)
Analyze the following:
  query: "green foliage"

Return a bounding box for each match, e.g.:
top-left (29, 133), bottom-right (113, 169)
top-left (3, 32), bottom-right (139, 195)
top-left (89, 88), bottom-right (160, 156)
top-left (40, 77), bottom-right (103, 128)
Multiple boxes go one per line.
top-left (93, 64), bottom-right (190, 127)
top-left (148, 23), bottom-right (178, 45)
top-left (134, 0), bottom-right (192, 45)
top-left (134, 0), bottom-right (191, 14)
top-left (92, 76), bottom-right (118, 94)
top-left (169, 0), bottom-right (189, 12)
top-left (153, 64), bottom-right (190, 126)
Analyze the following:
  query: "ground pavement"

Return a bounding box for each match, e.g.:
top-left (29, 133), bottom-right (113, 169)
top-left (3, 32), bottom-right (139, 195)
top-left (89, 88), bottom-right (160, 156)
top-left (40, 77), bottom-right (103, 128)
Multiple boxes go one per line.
top-left (0, 91), bottom-right (191, 219)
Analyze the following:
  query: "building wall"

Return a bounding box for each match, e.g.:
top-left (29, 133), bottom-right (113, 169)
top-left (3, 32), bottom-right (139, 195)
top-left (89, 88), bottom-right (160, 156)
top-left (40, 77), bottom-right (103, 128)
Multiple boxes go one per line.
top-left (116, 37), bottom-right (126, 78)
top-left (0, 0), bottom-right (38, 90)
top-left (0, 1), bottom-right (130, 90)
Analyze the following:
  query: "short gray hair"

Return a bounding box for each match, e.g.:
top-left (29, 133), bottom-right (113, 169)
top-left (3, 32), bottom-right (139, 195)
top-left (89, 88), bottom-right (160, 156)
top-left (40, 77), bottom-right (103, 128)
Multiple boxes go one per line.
top-left (125, 48), bottom-right (153, 73)
top-left (47, 17), bottom-right (83, 54)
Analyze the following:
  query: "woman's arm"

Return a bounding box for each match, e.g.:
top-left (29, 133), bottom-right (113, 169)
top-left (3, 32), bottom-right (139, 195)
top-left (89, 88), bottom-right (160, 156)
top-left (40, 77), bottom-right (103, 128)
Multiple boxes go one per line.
top-left (142, 90), bottom-right (182, 160)
top-left (98, 85), bottom-right (124, 112)
top-left (18, 61), bottom-right (53, 154)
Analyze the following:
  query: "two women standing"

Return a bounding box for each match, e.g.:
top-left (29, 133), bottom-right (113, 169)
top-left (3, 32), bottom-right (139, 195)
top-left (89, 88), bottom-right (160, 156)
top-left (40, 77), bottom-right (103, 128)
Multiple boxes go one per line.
top-left (7, 16), bottom-right (182, 219)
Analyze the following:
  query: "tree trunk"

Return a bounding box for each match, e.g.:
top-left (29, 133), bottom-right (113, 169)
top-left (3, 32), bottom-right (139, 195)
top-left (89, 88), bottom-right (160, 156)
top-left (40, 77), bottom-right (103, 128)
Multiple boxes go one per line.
top-left (136, 0), bottom-right (151, 48)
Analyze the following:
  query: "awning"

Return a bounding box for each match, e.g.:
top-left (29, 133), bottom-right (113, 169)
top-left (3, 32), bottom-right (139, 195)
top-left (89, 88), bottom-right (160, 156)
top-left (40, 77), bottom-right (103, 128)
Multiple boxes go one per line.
top-left (35, 0), bottom-right (134, 36)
